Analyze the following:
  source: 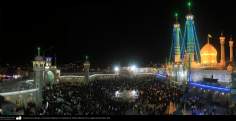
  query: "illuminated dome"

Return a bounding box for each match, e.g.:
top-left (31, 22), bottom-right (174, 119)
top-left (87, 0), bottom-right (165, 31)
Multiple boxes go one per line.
top-left (35, 56), bottom-right (44, 61)
top-left (84, 60), bottom-right (90, 65)
top-left (200, 42), bottom-right (217, 65)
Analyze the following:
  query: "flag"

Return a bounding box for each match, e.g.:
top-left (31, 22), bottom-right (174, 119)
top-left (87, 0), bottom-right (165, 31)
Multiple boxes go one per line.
top-left (208, 34), bottom-right (212, 38)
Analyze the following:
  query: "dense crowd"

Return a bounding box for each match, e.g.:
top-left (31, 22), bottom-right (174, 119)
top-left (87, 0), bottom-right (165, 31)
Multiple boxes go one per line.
top-left (2, 75), bottom-right (236, 115)
top-left (38, 76), bottom-right (184, 115)
top-left (179, 92), bottom-right (235, 115)
top-left (0, 95), bottom-right (37, 115)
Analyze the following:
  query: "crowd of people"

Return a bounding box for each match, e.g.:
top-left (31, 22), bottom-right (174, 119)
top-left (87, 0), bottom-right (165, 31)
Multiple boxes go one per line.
top-left (2, 75), bottom-right (236, 115)
top-left (38, 75), bottom-right (184, 115)
top-left (0, 95), bottom-right (38, 115)
top-left (134, 81), bottom-right (183, 115)
top-left (178, 91), bottom-right (235, 115)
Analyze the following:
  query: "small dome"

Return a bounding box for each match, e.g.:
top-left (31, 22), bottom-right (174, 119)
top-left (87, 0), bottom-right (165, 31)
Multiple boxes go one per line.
top-left (200, 42), bottom-right (217, 65)
top-left (84, 60), bottom-right (90, 65)
top-left (35, 56), bottom-right (44, 61)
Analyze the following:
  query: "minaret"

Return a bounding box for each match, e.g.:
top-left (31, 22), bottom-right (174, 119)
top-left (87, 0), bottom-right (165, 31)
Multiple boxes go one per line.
top-left (181, 1), bottom-right (201, 63)
top-left (169, 12), bottom-right (182, 64)
top-left (54, 54), bottom-right (57, 67)
top-left (220, 33), bottom-right (226, 66)
top-left (174, 12), bottom-right (181, 63)
top-left (227, 37), bottom-right (234, 72)
top-left (186, 2), bottom-right (195, 62)
top-left (229, 37), bottom-right (234, 63)
top-left (83, 56), bottom-right (90, 81)
top-left (32, 47), bottom-right (45, 109)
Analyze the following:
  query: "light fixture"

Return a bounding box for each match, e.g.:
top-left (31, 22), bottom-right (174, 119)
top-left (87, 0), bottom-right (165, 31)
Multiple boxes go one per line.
top-left (130, 65), bottom-right (137, 71)
top-left (114, 66), bottom-right (120, 72)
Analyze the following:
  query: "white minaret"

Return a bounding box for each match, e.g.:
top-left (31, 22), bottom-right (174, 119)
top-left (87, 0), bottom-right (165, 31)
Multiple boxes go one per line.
top-left (32, 47), bottom-right (45, 108)
top-left (220, 33), bottom-right (226, 66)
top-left (83, 56), bottom-right (90, 81)
top-left (229, 37), bottom-right (234, 63)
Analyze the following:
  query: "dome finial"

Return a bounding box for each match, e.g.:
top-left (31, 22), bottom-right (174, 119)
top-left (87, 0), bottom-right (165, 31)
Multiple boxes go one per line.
top-left (187, 1), bottom-right (192, 13)
top-left (221, 32), bottom-right (224, 36)
top-left (37, 47), bottom-right (41, 56)
top-left (230, 36), bottom-right (233, 41)
top-left (174, 12), bottom-right (178, 22)
top-left (208, 34), bottom-right (212, 44)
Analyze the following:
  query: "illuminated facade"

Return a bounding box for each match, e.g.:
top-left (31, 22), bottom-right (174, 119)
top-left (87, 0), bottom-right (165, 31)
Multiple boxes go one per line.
top-left (31, 47), bottom-right (60, 107)
top-left (187, 34), bottom-right (234, 82)
top-left (165, 2), bottom-right (236, 94)
top-left (0, 47), bottom-right (61, 111)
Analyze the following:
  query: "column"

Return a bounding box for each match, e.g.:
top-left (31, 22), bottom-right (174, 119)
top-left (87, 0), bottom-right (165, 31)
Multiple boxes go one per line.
top-left (229, 38), bottom-right (234, 63)
top-left (220, 33), bottom-right (226, 66)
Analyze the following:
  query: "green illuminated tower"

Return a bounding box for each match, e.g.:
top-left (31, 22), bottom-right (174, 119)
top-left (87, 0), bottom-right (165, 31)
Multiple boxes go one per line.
top-left (169, 12), bottom-right (182, 63)
top-left (181, 1), bottom-right (201, 63)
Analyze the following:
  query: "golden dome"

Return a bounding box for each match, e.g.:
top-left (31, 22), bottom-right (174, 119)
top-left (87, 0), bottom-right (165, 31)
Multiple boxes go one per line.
top-left (200, 42), bottom-right (217, 65)
top-left (201, 43), bottom-right (217, 54)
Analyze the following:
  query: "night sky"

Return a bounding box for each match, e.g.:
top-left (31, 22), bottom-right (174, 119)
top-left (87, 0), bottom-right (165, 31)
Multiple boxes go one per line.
top-left (0, 0), bottom-right (235, 67)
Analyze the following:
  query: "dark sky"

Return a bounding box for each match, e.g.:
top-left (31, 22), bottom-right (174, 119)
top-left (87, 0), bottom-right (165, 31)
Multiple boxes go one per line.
top-left (0, 0), bottom-right (235, 66)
